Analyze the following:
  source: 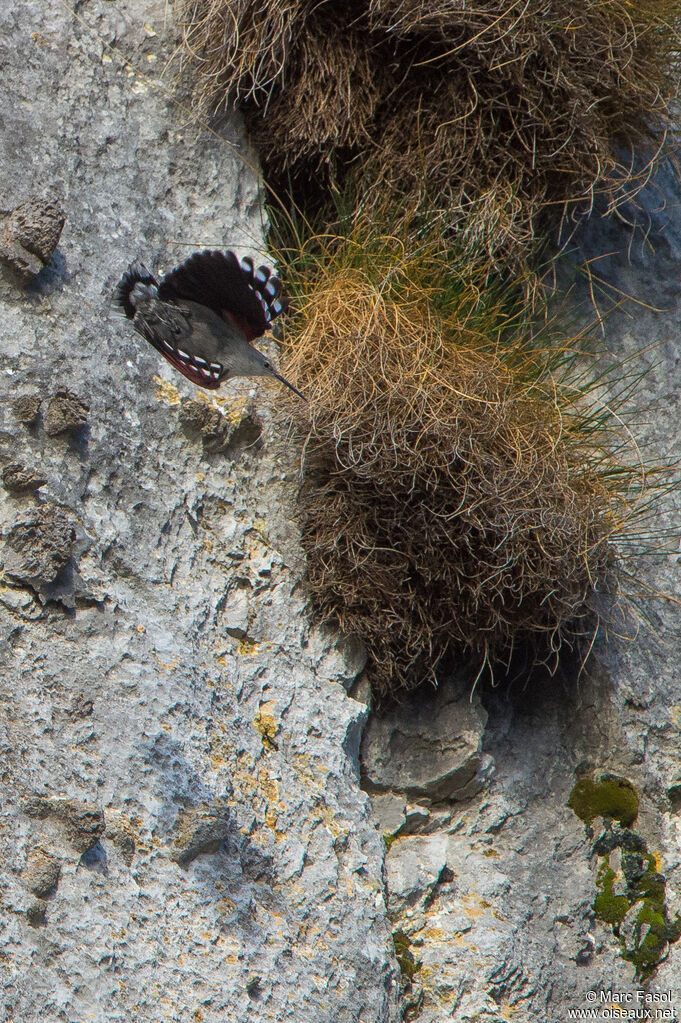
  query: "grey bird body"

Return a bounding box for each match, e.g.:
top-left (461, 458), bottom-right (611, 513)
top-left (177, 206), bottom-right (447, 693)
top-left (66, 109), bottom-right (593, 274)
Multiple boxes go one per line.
top-left (115, 250), bottom-right (303, 398)
top-left (130, 285), bottom-right (280, 388)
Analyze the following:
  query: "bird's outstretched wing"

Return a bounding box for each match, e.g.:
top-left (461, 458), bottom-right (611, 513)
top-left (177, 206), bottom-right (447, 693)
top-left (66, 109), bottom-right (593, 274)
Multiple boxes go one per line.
top-left (157, 249), bottom-right (287, 342)
top-left (132, 295), bottom-right (191, 348)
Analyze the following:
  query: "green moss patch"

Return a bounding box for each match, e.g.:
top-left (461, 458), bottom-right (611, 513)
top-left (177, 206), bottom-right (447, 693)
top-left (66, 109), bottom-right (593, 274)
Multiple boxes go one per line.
top-left (570, 774), bottom-right (681, 981)
top-left (383, 831), bottom-right (397, 853)
top-left (569, 774), bottom-right (639, 828)
top-left (393, 930), bottom-right (422, 981)
top-left (594, 864), bottom-right (630, 926)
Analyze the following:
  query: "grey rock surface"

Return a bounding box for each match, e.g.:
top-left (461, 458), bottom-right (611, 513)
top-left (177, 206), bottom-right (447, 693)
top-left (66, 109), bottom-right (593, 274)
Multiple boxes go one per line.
top-left (0, 2), bottom-right (399, 1021)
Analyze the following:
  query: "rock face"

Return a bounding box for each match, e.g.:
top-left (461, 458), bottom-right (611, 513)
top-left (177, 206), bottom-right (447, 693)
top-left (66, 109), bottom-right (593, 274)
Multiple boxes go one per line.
top-left (0, 2), bottom-right (399, 1020)
top-left (2, 1), bottom-right (681, 1021)
top-left (371, 167), bottom-right (681, 1016)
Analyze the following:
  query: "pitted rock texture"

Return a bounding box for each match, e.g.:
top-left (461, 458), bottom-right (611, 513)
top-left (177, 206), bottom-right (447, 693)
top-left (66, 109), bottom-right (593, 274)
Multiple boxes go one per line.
top-left (2, 1), bottom-right (681, 1021)
top-left (0, 2), bottom-right (400, 1021)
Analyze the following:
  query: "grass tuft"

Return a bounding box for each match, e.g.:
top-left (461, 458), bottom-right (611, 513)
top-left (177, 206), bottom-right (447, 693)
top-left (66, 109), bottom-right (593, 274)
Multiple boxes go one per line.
top-left (271, 211), bottom-right (672, 697)
top-left (177, 0), bottom-right (681, 262)
top-left (175, 0), bottom-right (679, 696)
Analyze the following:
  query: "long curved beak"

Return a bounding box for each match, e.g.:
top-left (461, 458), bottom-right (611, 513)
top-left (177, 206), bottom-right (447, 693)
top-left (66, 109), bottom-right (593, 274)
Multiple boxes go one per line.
top-left (273, 369), bottom-right (306, 400)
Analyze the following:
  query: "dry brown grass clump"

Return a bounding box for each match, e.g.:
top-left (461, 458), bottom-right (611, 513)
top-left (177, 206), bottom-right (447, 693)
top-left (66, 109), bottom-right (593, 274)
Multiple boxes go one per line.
top-left (249, 7), bottom-right (380, 167)
top-left (272, 223), bottom-right (655, 696)
top-left (178, 0), bottom-right (681, 262)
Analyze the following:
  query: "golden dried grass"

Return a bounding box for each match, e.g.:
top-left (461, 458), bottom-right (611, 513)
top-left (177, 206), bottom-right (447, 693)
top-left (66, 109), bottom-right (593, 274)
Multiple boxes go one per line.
top-left (272, 220), bottom-right (663, 696)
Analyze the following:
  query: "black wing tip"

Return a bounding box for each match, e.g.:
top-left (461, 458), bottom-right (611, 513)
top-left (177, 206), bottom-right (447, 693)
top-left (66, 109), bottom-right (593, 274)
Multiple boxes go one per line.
top-left (169, 249), bottom-right (240, 276)
top-left (157, 249), bottom-right (239, 304)
top-left (114, 260), bottom-right (157, 319)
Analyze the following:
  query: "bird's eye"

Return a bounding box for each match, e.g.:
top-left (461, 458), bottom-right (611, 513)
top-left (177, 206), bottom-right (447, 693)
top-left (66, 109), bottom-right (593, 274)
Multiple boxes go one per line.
top-left (263, 361), bottom-right (271, 369)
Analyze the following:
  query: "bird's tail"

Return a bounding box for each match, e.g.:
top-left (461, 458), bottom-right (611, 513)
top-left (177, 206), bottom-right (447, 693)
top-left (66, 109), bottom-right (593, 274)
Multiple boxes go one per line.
top-left (114, 261), bottom-right (158, 319)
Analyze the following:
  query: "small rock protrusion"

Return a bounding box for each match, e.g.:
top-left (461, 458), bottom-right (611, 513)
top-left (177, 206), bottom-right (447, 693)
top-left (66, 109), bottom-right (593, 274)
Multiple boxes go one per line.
top-left (403, 803), bottom-right (431, 835)
top-left (361, 674), bottom-right (493, 801)
top-left (371, 792), bottom-right (407, 837)
top-left (11, 393), bottom-right (42, 425)
top-left (0, 194), bottom-right (65, 283)
top-left (167, 805), bottom-right (232, 866)
top-left (2, 463), bottom-right (47, 494)
top-left (223, 586), bottom-right (250, 640)
top-left (43, 388), bottom-right (89, 436)
top-left (22, 796), bottom-right (105, 854)
top-left (21, 848), bottom-right (62, 898)
top-left (66, 694), bottom-right (94, 718)
top-left (105, 810), bottom-right (136, 866)
top-left (178, 398), bottom-right (223, 438)
top-left (26, 899), bottom-right (48, 928)
top-left (3, 506), bottom-right (75, 588)
top-left (667, 782), bottom-right (681, 814)
top-left (576, 933), bottom-right (596, 965)
top-left (60, 801), bottom-right (106, 854)
top-left (178, 397), bottom-right (263, 457)
top-left (223, 410), bottom-right (262, 459)
top-left (246, 976), bottom-right (262, 999)
top-left (108, 826), bottom-right (136, 866)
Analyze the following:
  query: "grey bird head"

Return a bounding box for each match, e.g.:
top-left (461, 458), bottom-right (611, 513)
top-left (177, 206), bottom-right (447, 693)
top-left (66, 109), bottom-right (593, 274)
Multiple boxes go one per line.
top-left (222, 333), bottom-right (305, 398)
top-left (115, 250), bottom-right (304, 399)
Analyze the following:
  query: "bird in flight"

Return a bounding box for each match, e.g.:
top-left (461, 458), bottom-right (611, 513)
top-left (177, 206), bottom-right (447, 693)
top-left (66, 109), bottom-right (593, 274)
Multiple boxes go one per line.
top-left (115, 249), bottom-right (304, 398)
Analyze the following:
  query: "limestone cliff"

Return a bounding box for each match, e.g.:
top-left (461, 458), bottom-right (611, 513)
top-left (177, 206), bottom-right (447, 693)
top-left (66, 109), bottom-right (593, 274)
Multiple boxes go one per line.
top-left (1, 2), bottom-right (680, 1021)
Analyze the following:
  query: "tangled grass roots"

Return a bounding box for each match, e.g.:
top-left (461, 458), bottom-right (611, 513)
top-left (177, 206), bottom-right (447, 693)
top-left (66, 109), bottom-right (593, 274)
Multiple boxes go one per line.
top-left (178, 0), bottom-right (681, 262)
top-left (248, 9), bottom-right (381, 167)
top-left (273, 234), bottom-right (648, 697)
